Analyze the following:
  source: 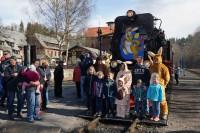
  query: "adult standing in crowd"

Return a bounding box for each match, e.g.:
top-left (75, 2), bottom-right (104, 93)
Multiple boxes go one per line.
top-left (73, 61), bottom-right (81, 98)
top-left (132, 56), bottom-right (151, 87)
top-left (116, 62), bottom-right (132, 118)
top-left (79, 53), bottom-right (93, 99)
top-left (132, 57), bottom-right (150, 114)
top-left (94, 56), bottom-right (109, 77)
top-left (54, 61), bottom-right (64, 98)
top-left (32, 59), bottom-right (42, 119)
top-left (0, 50), bottom-right (11, 107)
top-left (4, 56), bottom-right (23, 120)
top-left (38, 61), bottom-right (51, 110)
top-left (26, 59), bottom-right (41, 122)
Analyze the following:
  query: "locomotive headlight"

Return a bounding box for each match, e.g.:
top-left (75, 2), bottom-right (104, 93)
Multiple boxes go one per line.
top-left (127, 10), bottom-right (135, 18)
top-left (111, 61), bottom-right (118, 68)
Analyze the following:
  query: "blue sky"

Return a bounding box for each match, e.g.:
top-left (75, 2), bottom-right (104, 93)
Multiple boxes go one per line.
top-left (0, 0), bottom-right (200, 38)
top-left (89, 0), bottom-right (200, 38)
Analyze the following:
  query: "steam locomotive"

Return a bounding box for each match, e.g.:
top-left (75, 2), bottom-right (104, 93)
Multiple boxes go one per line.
top-left (110, 10), bottom-right (172, 71)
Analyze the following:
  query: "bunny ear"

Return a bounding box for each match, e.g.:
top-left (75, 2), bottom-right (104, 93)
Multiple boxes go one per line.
top-left (148, 55), bottom-right (153, 65)
top-left (148, 51), bottom-right (156, 57)
top-left (125, 61), bottom-right (133, 64)
top-left (117, 60), bottom-right (123, 64)
top-left (157, 47), bottom-right (163, 55)
top-left (109, 55), bottom-right (112, 60)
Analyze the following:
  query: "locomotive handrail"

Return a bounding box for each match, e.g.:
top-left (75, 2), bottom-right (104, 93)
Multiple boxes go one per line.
top-left (154, 18), bottom-right (162, 29)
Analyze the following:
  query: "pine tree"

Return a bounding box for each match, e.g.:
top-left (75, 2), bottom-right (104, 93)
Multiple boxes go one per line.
top-left (19, 21), bottom-right (24, 33)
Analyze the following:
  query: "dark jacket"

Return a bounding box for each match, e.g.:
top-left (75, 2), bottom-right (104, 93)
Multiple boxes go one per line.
top-left (0, 58), bottom-right (10, 83)
top-left (38, 66), bottom-right (51, 85)
top-left (84, 74), bottom-right (96, 96)
top-left (4, 64), bottom-right (22, 91)
top-left (79, 56), bottom-right (93, 76)
top-left (132, 64), bottom-right (150, 86)
top-left (94, 64), bottom-right (109, 77)
top-left (103, 78), bottom-right (117, 98)
top-left (93, 78), bottom-right (105, 98)
top-left (132, 85), bottom-right (147, 101)
top-left (0, 58), bottom-right (10, 73)
top-left (54, 65), bottom-right (64, 82)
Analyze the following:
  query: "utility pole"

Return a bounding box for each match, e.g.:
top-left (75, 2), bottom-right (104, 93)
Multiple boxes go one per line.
top-left (97, 27), bottom-right (102, 57)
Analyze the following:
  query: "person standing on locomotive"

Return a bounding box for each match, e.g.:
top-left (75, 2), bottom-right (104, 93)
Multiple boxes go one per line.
top-left (147, 73), bottom-right (163, 121)
top-left (132, 79), bottom-right (147, 119)
top-left (148, 47), bottom-right (170, 120)
top-left (94, 71), bottom-right (105, 117)
top-left (132, 57), bottom-right (150, 87)
top-left (116, 62), bottom-right (132, 118)
top-left (132, 56), bottom-right (150, 114)
top-left (104, 71), bottom-right (117, 117)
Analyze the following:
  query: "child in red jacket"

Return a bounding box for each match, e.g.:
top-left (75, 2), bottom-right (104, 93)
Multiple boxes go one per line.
top-left (21, 65), bottom-right (41, 94)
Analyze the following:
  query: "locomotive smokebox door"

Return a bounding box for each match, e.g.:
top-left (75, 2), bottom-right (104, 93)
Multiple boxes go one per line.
top-left (111, 11), bottom-right (154, 62)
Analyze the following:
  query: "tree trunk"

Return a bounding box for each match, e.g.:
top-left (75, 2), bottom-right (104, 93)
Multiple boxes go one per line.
top-left (65, 42), bottom-right (69, 67)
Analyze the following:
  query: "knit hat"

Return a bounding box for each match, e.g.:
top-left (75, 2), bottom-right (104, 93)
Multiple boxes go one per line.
top-left (10, 56), bottom-right (17, 60)
top-left (29, 64), bottom-right (37, 72)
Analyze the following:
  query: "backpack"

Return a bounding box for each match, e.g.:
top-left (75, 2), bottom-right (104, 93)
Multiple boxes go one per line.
top-left (117, 89), bottom-right (124, 100)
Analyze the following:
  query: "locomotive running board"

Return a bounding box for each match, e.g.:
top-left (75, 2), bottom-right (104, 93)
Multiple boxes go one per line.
top-left (100, 117), bottom-right (134, 124)
top-left (77, 113), bottom-right (136, 124)
top-left (77, 114), bottom-right (95, 120)
top-left (139, 119), bottom-right (168, 126)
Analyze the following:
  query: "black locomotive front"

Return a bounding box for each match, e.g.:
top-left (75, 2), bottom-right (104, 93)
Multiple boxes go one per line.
top-left (110, 10), bottom-right (171, 65)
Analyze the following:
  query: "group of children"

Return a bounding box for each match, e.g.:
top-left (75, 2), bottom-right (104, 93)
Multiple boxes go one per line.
top-left (84, 66), bottom-right (116, 117)
top-left (83, 65), bottom-right (164, 121)
top-left (133, 73), bottom-right (163, 121)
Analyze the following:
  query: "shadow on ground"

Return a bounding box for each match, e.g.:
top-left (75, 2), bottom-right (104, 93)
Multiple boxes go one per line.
top-left (167, 131), bottom-right (200, 133)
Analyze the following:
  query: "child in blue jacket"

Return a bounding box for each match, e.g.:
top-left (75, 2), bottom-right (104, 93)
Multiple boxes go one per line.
top-left (132, 79), bottom-right (147, 118)
top-left (103, 72), bottom-right (117, 117)
top-left (94, 71), bottom-right (105, 117)
top-left (147, 73), bottom-right (163, 121)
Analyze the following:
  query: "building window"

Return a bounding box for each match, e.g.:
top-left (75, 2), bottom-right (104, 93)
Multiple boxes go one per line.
top-left (0, 41), bottom-right (3, 45)
top-left (55, 51), bottom-right (57, 56)
top-left (57, 51), bottom-right (59, 57)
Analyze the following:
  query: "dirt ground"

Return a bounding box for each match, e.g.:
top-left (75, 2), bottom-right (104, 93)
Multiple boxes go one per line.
top-left (158, 70), bottom-right (200, 133)
top-left (0, 82), bottom-right (88, 133)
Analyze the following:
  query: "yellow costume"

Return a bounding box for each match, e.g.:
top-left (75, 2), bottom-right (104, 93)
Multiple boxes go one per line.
top-left (148, 47), bottom-right (170, 119)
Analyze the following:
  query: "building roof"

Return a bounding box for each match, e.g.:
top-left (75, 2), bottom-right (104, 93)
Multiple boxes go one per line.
top-left (0, 29), bottom-right (27, 46)
top-left (0, 36), bottom-right (5, 41)
top-left (0, 44), bottom-right (12, 51)
top-left (12, 44), bottom-right (20, 50)
top-left (34, 33), bottom-right (63, 50)
top-left (85, 27), bottom-right (113, 38)
top-left (68, 44), bottom-right (100, 58)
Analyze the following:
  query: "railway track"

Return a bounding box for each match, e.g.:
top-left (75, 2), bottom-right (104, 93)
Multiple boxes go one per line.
top-left (74, 113), bottom-right (167, 133)
top-left (76, 116), bottom-right (139, 133)
top-left (187, 69), bottom-right (200, 76)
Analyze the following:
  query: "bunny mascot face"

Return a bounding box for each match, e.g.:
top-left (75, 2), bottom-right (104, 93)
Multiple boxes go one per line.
top-left (148, 47), bottom-right (170, 120)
